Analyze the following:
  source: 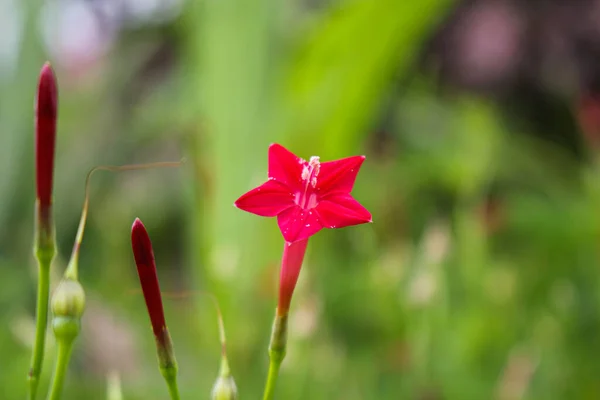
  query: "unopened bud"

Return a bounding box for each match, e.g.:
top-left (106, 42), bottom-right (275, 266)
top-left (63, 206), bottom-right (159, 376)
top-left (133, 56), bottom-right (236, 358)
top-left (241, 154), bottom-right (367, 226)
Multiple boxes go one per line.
top-left (211, 375), bottom-right (238, 400)
top-left (52, 279), bottom-right (85, 318)
top-left (51, 279), bottom-right (85, 341)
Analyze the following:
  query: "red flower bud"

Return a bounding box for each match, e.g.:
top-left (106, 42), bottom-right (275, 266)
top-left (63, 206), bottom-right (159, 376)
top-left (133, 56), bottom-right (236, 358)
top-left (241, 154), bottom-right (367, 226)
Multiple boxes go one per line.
top-left (131, 218), bottom-right (179, 399)
top-left (35, 62), bottom-right (58, 213)
top-left (131, 218), bottom-right (167, 344)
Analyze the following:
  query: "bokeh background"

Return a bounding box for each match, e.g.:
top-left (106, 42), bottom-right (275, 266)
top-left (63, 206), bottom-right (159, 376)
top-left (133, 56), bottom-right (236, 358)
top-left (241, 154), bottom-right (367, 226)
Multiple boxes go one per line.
top-left (3, 0), bottom-right (600, 398)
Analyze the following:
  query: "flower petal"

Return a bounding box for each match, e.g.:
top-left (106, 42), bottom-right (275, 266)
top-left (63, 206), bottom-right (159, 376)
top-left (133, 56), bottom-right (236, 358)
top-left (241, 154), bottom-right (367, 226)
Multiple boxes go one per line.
top-left (316, 155), bottom-right (365, 195)
top-left (235, 179), bottom-right (295, 217)
top-left (316, 193), bottom-right (372, 229)
top-left (268, 143), bottom-right (304, 190)
top-left (277, 206), bottom-right (324, 242)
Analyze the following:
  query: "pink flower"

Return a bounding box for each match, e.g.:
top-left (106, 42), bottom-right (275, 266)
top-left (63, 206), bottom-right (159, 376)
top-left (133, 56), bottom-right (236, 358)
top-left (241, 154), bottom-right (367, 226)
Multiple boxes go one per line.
top-left (234, 143), bottom-right (372, 243)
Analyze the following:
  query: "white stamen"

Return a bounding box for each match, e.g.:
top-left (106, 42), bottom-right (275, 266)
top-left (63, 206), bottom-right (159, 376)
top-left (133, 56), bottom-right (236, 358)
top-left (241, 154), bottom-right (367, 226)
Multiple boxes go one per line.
top-left (309, 156), bottom-right (320, 175)
top-left (302, 156), bottom-right (320, 186)
top-left (297, 155), bottom-right (321, 209)
top-left (301, 165), bottom-right (310, 180)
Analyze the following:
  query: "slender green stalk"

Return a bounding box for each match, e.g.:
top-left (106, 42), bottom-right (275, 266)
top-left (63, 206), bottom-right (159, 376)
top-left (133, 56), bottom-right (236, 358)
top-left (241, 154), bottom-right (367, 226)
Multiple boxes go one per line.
top-left (165, 376), bottom-right (181, 400)
top-left (158, 339), bottom-right (180, 400)
top-left (156, 329), bottom-right (180, 400)
top-left (262, 313), bottom-right (288, 400)
top-left (262, 357), bottom-right (282, 400)
top-left (46, 337), bottom-right (75, 400)
top-left (28, 258), bottom-right (52, 400)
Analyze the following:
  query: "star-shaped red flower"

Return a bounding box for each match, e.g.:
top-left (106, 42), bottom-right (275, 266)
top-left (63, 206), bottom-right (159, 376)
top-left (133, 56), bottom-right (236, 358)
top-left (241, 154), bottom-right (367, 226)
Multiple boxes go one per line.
top-left (235, 144), bottom-right (372, 242)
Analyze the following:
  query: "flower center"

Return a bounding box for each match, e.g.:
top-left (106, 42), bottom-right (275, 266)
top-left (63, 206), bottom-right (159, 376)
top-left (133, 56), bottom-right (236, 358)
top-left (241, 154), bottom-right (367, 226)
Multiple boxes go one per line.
top-left (296, 156), bottom-right (320, 209)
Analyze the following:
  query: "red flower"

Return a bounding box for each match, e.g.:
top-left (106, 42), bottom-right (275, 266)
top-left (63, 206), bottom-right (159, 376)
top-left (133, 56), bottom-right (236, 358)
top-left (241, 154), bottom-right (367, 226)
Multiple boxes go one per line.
top-left (235, 144), bottom-right (372, 316)
top-left (131, 218), bottom-right (168, 344)
top-left (35, 62), bottom-right (58, 212)
top-left (234, 144), bottom-right (372, 243)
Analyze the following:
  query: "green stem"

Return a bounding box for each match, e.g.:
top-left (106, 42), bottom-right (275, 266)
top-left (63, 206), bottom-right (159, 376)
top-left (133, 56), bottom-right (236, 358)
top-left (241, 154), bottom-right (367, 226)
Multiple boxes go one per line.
top-left (262, 313), bottom-right (288, 400)
top-left (46, 338), bottom-right (74, 400)
top-left (164, 376), bottom-right (181, 400)
top-left (157, 329), bottom-right (180, 400)
top-left (28, 257), bottom-right (52, 400)
top-left (262, 357), bottom-right (282, 400)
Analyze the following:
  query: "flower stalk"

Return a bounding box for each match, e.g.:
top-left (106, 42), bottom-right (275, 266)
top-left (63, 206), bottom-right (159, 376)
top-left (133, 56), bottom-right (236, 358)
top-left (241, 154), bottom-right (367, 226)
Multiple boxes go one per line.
top-left (46, 337), bottom-right (75, 400)
top-left (29, 62), bottom-right (58, 400)
top-left (262, 313), bottom-right (288, 400)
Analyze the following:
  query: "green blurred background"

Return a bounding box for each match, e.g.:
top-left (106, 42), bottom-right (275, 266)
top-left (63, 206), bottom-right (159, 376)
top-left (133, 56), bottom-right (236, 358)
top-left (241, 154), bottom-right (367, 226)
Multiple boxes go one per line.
top-left (3, 0), bottom-right (600, 398)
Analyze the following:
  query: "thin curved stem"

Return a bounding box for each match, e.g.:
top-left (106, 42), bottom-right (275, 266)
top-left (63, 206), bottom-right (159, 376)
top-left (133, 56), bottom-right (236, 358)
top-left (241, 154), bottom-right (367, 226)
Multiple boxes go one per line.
top-left (65, 161), bottom-right (182, 281)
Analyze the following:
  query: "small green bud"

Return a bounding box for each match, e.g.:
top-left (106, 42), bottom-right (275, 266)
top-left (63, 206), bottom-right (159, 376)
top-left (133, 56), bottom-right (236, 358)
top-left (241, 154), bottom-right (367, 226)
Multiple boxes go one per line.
top-left (211, 375), bottom-right (238, 400)
top-left (51, 279), bottom-right (85, 318)
top-left (51, 279), bottom-right (85, 342)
